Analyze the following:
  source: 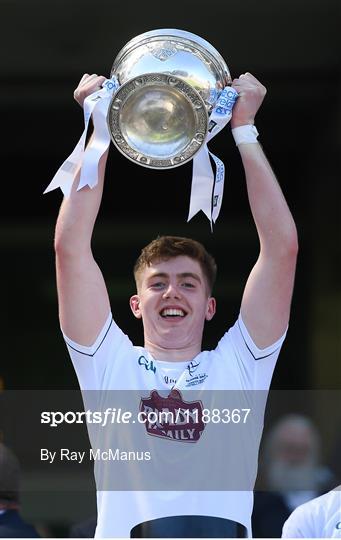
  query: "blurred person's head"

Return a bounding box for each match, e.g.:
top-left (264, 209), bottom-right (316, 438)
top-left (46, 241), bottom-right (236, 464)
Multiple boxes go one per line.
top-left (263, 414), bottom-right (326, 492)
top-left (0, 442), bottom-right (20, 509)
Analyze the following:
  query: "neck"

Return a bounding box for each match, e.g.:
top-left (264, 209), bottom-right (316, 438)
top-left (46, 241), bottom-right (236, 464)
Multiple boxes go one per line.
top-left (144, 339), bottom-right (201, 362)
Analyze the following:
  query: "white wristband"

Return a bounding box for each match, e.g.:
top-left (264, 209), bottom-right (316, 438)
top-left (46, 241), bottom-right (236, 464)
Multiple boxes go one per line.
top-left (232, 124), bottom-right (259, 146)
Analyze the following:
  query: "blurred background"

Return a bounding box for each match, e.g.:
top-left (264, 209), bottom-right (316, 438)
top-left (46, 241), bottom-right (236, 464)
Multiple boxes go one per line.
top-left (0, 0), bottom-right (340, 536)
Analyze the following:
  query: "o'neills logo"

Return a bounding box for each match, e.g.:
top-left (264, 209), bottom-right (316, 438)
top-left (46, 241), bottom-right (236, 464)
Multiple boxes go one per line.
top-left (140, 389), bottom-right (205, 443)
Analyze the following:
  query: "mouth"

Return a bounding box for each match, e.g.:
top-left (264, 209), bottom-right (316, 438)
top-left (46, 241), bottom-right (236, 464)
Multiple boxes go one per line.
top-left (160, 308), bottom-right (187, 319)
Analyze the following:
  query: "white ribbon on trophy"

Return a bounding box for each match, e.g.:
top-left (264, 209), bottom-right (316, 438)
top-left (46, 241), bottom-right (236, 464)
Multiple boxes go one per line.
top-left (44, 77), bottom-right (119, 197)
top-left (44, 79), bottom-right (238, 229)
top-left (188, 87), bottom-right (238, 228)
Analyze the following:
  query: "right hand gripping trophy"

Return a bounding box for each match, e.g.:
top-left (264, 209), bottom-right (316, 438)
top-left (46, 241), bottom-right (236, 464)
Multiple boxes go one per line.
top-left (45, 29), bottom-right (238, 225)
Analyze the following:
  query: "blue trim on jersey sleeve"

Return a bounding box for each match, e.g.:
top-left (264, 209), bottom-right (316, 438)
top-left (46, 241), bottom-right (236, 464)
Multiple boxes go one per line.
top-left (237, 314), bottom-right (287, 361)
top-left (63, 312), bottom-right (113, 357)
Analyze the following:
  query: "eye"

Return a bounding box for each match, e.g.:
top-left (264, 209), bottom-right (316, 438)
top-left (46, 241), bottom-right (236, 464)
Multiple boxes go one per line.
top-left (150, 282), bottom-right (166, 289)
top-left (182, 282), bottom-right (195, 288)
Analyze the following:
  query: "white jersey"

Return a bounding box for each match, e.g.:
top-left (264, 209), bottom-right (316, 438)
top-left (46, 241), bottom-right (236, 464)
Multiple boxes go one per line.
top-left (64, 313), bottom-right (286, 538)
top-left (282, 488), bottom-right (341, 538)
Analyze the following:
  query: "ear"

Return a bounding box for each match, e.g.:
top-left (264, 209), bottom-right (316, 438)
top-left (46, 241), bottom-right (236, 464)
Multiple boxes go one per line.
top-left (205, 296), bottom-right (216, 321)
top-left (130, 294), bottom-right (142, 319)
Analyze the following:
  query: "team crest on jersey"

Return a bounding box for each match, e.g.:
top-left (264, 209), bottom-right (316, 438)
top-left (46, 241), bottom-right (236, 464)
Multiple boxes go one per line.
top-left (186, 360), bottom-right (200, 376)
top-left (185, 360), bottom-right (208, 387)
top-left (140, 389), bottom-right (205, 443)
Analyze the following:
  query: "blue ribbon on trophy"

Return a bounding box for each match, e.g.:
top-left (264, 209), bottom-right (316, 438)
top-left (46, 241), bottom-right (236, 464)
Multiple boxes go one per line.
top-left (44, 29), bottom-right (238, 227)
top-left (188, 87), bottom-right (238, 227)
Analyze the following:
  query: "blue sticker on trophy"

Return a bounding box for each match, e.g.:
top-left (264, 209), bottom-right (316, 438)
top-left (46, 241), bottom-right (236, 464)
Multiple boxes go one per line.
top-left (103, 77), bottom-right (119, 92)
top-left (215, 88), bottom-right (238, 115)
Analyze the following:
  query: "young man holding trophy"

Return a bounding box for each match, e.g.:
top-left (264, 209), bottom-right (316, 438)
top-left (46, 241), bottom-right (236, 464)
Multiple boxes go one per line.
top-left (51, 31), bottom-right (298, 539)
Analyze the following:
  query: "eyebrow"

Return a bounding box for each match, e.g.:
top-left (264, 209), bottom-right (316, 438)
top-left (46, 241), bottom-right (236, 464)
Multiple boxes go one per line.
top-left (147, 272), bottom-right (202, 283)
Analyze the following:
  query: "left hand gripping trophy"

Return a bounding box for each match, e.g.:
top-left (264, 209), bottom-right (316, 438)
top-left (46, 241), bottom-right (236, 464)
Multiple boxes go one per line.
top-left (44, 29), bottom-right (238, 226)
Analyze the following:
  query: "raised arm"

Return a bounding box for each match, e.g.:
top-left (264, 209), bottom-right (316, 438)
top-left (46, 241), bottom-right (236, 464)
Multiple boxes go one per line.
top-left (231, 73), bottom-right (298, 348)
top-left (54, 74), bottom-right (111, 346)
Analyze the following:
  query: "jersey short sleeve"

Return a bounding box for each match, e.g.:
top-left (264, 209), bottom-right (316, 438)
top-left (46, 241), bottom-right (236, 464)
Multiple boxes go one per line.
top-left (62, 312), bottom-right (133, 390)
top-left (282, 489), bottom-right (341, 538)
top-left (216, 314), bottom-right (287, 390)
top-left (282, 504), bottom-right (316, 538)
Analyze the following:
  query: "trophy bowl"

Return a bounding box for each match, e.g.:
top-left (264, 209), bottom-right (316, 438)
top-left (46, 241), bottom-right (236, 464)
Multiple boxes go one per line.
top-left (107, 29), bottom-right (231, 169)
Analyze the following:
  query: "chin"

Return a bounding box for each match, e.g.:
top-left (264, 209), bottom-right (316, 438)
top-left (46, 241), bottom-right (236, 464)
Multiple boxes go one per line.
top-left (159, 329), bottom-right (189, 345)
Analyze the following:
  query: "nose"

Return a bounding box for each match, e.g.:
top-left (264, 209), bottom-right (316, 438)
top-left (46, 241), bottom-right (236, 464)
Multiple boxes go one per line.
top-left (162, 282), bottom-right (182, 299)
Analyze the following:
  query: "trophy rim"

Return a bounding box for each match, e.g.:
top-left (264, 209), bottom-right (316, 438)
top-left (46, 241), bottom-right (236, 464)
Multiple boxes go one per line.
top-left (107, 73), bottom-right (209, 170)
top-left (111, 28), bottom-right (231, 88)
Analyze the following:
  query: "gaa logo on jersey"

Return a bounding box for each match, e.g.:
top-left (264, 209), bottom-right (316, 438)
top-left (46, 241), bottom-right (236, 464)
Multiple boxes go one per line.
top-left (185, 360), bottom-right (208, 387)
top-left (140, 389), bottom-right (205, 442)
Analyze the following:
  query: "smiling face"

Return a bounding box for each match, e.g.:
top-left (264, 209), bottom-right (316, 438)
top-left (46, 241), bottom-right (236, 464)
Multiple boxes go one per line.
top-left (130, 256), bottom-right (216, 360)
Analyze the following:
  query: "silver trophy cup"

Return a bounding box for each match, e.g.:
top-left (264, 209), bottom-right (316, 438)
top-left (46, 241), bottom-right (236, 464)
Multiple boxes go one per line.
top-left (107, 29), bottom-right (231, 169)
